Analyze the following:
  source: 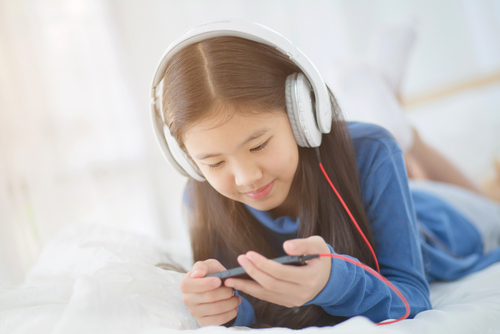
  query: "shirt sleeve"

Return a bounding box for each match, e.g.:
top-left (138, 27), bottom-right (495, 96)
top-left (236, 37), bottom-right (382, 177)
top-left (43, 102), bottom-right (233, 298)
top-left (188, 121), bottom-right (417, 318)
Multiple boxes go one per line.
top-left (232, 292), bottom-right (256, 326)
top-left (305, 139), bottom-right (431, 322)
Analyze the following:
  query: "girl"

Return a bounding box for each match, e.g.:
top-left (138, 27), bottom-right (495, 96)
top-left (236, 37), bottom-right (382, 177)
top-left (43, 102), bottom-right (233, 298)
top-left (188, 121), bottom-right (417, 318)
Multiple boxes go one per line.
top-left (151, 19), bottom-right (500, 328)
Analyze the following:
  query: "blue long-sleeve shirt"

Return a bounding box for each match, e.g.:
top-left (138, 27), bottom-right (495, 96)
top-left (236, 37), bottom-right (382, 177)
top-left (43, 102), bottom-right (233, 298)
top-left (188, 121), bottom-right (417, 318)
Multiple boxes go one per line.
top-left (227, 122), bottom-right (500, 326)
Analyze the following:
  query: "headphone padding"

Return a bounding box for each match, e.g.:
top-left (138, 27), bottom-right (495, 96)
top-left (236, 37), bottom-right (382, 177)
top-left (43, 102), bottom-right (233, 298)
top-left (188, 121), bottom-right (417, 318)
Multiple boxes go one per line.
top-left (285, 73), bottom-right (309, 147)
top-left (163, 125), bottom-right (206, 182)
top-left (285, 73), bottom-right (323, 147)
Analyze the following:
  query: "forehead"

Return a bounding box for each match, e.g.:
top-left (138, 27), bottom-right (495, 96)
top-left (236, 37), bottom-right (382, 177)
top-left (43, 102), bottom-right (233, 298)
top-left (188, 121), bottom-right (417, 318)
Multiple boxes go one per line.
top-left (183, 108), bottom-right (286, 155)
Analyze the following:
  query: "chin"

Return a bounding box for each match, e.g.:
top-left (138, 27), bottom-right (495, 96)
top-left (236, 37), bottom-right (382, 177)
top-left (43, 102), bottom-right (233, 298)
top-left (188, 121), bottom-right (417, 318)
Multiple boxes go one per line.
top-left (245, 196), bottom-right (284, 212)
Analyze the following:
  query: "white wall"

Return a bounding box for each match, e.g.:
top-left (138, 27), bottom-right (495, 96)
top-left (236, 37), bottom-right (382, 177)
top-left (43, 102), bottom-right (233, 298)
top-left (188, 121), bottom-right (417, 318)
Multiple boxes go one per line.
top-left (108, 0), bottom-right (500, 101)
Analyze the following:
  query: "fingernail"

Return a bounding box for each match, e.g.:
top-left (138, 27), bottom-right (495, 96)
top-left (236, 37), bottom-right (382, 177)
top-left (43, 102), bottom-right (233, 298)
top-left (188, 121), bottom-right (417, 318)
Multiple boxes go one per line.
top-left (287, 242), bottom-right (296, 250)
top-left (246, 252), bottom-right (257, 261)
top-left (190, 270), bottom-right (201, 278)
top-left (226, 280), bottom-right (234, 287)
top-left (239, 256), bottom-right (249, 265)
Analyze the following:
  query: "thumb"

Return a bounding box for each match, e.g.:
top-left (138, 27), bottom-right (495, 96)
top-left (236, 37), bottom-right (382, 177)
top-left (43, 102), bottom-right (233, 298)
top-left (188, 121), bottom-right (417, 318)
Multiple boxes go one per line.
top-left (283, 236), bottom-right (329, 256)
top-left (190, 259), bottom-right (227, 278)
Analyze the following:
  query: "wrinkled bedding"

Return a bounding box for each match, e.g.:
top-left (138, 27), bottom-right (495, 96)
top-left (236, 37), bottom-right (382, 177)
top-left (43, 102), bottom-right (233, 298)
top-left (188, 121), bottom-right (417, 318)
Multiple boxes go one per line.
top-left (1, 223), bottom-right (500, 334)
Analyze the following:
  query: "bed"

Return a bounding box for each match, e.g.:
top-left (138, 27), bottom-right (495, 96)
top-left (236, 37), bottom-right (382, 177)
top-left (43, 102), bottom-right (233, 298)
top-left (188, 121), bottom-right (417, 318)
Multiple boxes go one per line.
top-left (1, 218), bottom-right (499, 334)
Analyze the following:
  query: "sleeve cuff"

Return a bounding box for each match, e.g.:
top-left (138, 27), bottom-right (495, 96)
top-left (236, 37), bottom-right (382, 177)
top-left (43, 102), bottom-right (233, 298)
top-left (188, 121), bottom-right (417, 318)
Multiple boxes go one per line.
top-left (232, 292), bottom-right (256, 327)
top-left (304, 244), bottom-right (355, 307)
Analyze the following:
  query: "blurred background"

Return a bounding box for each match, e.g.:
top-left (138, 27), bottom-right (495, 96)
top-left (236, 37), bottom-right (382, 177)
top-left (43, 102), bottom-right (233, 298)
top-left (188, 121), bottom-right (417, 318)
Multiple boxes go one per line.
top-left (1, 0), bottom-right (499, 286)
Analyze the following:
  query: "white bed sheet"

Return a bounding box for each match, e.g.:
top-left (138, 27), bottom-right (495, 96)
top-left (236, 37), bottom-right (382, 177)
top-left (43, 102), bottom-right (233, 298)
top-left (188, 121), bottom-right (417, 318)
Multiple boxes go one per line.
top-left (1, 223), bottom-right (500, 334)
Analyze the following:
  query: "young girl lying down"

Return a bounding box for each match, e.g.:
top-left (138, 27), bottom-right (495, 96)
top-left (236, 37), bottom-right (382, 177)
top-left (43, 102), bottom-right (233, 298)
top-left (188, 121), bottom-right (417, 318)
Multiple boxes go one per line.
top-left (150, 19), bottom-right (500, 328)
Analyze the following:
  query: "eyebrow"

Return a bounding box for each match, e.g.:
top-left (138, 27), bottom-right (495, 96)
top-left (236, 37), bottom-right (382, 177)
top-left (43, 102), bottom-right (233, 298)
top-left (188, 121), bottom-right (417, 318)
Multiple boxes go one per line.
top-left (195, 128), bottom-right (270, 160)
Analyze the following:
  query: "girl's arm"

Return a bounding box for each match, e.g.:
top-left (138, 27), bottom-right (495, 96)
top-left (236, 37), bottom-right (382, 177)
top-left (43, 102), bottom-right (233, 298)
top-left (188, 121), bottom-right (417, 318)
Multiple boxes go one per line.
top-left (305, 125), bottom-right (432, 321)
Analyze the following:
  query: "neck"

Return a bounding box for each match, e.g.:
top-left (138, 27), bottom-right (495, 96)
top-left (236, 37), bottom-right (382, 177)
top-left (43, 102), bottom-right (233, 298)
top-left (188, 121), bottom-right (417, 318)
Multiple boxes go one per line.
top-left (269, 189), bottom-right (300, 219)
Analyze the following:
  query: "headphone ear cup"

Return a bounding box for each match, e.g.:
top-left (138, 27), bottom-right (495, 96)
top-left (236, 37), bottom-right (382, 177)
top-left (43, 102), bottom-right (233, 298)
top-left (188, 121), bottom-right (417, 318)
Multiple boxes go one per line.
top-left (285, 73), bottom-right (308, 147)
top-left (285, 73), bottom-right (323, 148)
top-left (163, 126), bottom-right (206, 182)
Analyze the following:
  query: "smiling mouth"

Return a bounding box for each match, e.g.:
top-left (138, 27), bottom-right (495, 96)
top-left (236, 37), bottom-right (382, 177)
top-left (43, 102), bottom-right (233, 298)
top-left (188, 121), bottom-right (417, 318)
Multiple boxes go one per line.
top-left (244, 181), bottom-right (274, 200)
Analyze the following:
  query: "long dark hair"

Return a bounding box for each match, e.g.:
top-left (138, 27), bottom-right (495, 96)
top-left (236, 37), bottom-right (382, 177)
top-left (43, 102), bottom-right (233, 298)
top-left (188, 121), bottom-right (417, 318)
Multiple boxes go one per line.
top-left (162, 36), bottom-right (375, 328)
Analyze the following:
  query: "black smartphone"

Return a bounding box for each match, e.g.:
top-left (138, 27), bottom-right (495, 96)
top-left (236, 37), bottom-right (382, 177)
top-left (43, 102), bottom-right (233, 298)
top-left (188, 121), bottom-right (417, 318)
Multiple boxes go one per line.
top-left (206, 254), bottom-right (319, 282)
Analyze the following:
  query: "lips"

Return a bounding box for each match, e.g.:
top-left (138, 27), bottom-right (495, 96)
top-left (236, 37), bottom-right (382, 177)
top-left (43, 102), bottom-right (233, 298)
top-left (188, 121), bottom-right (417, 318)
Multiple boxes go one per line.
top-left (244, 180), bottom-right (274, 200)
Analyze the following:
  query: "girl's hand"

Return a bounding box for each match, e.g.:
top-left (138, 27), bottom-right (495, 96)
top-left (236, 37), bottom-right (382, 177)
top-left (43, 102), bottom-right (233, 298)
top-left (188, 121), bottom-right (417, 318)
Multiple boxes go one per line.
top-left (224, 236), bottom-right (331, 308)
top-left (180, 259), bottom-right (242, 327)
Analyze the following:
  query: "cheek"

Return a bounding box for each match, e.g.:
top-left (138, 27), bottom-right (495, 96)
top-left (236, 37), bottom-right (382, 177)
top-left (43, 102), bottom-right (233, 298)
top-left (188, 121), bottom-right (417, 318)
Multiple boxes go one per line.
top-left (284, 152), bottom-right (299, 179)
top-left (273, 145), bottom-right (299, 177)
top-left (204, 173), bottom-right (234, 197)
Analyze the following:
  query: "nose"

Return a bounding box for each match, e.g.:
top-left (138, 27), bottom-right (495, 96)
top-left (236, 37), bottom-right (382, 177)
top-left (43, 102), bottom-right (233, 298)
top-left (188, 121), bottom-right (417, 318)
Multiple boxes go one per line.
top-left (233, 160), bottom-right (262, 188)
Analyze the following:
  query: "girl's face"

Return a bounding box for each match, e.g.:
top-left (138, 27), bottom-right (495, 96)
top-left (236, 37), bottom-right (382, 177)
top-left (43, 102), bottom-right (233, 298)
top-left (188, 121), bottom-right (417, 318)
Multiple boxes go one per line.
top-left (183, 108), bottom-right (299, 216)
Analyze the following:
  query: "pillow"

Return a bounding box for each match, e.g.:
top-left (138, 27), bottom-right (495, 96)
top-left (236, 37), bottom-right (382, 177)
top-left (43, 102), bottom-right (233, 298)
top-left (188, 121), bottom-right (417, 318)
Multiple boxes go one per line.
top-left (328, 20), bottom-right (418, 152)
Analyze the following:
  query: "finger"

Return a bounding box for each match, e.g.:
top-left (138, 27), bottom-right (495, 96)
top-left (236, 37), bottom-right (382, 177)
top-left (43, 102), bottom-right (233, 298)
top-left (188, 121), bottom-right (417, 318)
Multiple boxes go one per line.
top-left (189, 286), bottom-right (235, 304)
top-left (191, 295), bottom-right (241, 318)
top-left (225, 278), bottom-right (294, 307)
top-left (180, 274), bottom-right (221, 294)
top-left (197, 307), bottom-right (239, 327)
top-left (243, 251), bottom-right (304, 282)
top-left (190, 259), bottom-right (227, 278)
top-left (283, 236), bottom-right (330, 256)
top-left (233, 254), bottom-right (298, 293)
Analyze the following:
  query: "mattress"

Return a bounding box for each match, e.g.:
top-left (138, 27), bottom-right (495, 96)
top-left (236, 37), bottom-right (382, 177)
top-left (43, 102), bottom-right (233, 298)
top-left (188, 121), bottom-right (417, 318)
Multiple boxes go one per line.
top-left (1, 222), bottom-right (499, 334)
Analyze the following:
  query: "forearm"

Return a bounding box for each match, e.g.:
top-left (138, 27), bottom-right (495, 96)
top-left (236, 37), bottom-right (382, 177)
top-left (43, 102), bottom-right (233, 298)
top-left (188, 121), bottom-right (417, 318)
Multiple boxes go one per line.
top-left (405, 128), bottom-right (484, 194)
top-left (306, 246), bottom-right (431, 322)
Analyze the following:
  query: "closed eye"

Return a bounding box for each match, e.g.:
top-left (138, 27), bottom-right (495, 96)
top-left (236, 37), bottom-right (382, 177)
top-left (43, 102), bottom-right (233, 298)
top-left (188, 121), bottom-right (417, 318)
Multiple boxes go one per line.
top-left (251, 138), bottom-right (271, 152)
top-left (207, 161), bottom-right (224, 169)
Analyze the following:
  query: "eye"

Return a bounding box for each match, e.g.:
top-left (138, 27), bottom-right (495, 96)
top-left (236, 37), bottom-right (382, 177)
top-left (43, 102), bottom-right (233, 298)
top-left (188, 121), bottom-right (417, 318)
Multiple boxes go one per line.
top-left (207, 161), bottom-right (224, 170)
top-left (251, 138), bottom-right (270, 152)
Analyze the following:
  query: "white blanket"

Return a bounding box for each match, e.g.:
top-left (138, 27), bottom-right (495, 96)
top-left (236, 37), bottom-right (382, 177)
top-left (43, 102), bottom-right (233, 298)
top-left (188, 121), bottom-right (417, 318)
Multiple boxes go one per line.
top-left (1, 223), bottom-right (500, 334)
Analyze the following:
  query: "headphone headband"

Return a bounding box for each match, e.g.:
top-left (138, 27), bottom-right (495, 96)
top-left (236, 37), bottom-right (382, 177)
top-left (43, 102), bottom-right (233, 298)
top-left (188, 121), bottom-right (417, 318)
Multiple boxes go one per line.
top-left (151, 19), bottom-right (331, 132)
top-left (150, 18), bottom-right (332, 181)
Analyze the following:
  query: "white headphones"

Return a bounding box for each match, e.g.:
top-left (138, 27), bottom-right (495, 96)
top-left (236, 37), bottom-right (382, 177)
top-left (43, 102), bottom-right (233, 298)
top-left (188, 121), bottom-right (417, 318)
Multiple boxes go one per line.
top-left (150, 19), bottom-right (332, 182)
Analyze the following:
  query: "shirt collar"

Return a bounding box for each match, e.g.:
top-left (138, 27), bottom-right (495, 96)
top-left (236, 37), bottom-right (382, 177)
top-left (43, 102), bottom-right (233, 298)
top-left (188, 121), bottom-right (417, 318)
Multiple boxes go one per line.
top-left (245, 205), bottom-right (300, 234)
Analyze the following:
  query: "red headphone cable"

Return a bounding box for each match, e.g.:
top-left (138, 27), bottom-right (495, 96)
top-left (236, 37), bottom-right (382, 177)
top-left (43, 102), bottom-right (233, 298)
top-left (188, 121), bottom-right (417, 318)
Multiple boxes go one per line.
top-left (302, 254), bottom-right (410, 325)
top-left (314, 148), bottom-right (409, 324)
top-left (314, 148), bottom-right (379, 273)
